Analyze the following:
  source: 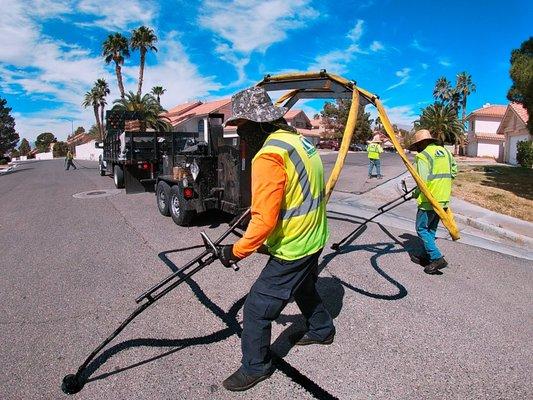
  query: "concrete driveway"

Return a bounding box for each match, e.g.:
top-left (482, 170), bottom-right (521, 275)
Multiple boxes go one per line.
top-left (0, 158), bottom-right (531, 399)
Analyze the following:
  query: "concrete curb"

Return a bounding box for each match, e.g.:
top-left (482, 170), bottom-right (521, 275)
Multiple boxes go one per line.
top-left (454, 213), bottom-right (533, 247)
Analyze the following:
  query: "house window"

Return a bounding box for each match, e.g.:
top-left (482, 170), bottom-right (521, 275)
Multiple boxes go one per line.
top-left (197, 119), bottom-right (204, 134)
top-left (470, 120), bottom-right (475, 132)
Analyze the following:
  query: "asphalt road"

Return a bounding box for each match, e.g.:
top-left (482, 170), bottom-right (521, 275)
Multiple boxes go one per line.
top-left (0, 158), bottom-right (531, 400)
top-left (321, 151), bottom-right (412, 194)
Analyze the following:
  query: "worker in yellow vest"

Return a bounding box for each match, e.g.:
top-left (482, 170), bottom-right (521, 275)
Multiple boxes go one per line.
top-left (367, 135), bottom-right (383, 179)
top-left (219, 87), bottom-right (334, 391)
top-left (65, 150), bottom-right (77, 171)
top-left (408, 129), bottom-right (457, 274)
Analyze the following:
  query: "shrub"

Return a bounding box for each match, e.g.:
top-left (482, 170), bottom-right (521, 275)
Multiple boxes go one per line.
top-left (0, 159), bottom-right (7, 165)
top-left (516, 140), bottom-right (533, 168)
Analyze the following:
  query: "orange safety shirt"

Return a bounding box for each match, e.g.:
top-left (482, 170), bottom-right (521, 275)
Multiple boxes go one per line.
top-left (233, 153), bottom-right (286, 258)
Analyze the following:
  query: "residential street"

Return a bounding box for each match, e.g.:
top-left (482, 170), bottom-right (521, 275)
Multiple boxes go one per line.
top-left (1, 158), bottom-right (532, 400)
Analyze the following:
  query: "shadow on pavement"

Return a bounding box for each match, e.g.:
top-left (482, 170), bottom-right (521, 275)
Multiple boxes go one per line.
top-left (81, 234), bottom-right (340, 399)
top-left (324, 211), bottom-right (409, 301)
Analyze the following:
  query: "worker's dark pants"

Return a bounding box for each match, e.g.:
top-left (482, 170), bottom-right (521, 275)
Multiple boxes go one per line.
top-left (241, 249), bottom-right (334, 376)
top-left (65, 160), bottom-right (77, 170)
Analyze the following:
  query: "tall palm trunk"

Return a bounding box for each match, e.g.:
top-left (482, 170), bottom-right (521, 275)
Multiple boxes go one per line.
top-left (100, 103), bottom-right (105, 140)
top-left (93, 105), bottom-right (102, 139)
top-left (115, 60), bottom-right (125, 99)
top-left (137, 49), bottom-right (146, 96)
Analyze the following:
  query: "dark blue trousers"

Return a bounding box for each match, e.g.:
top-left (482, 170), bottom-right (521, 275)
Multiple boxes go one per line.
top-left (241, 250), bottom-right (334, 376)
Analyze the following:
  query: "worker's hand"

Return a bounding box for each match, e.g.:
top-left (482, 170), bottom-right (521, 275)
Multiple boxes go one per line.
top-left (218, 245), bottom-right (241, 268)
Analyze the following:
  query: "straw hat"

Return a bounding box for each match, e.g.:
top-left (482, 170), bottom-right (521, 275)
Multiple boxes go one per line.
top-left (368, 134), bottom-right (382, 144)
top-left (408, 129), bottom-right (437, 150)
top-left (224, 86), bottom-right (287, 127)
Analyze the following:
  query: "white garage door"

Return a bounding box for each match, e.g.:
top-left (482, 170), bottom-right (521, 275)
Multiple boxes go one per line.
top-left (508, 135), bottom-right (529, 165)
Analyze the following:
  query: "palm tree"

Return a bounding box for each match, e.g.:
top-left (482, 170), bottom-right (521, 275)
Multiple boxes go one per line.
top-left (433, 77), bottom-right (453, 103)
top-left (82, 89), bottom-right (102, 139)
top-left (130, 26), bottom-right (158, 96)
top-left (102, 33), bottom-right (130, 99)
top-left (95, 79), bottom-right (110, 139)
top-left (414, 103), bottom-right (464, 147)
top-left (151, 86), bottom-right (166, 104)
top-left (456, 72), bottom-right (476, 126)
top-left (112, 91), bottom-right (171, 131)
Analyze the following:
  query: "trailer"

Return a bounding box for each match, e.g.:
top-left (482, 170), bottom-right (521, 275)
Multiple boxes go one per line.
top-left (98, 110), bottom-right (261, 226)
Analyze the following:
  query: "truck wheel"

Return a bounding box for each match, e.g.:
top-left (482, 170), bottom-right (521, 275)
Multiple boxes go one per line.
top-left (114, 165), bottom-right (124, 189)
top-left (169, 185), bottom-right (195, 226)
top-left (99, 165), bottom-right (106, 176)
top-left (156, 181), bottom-right (171, 217)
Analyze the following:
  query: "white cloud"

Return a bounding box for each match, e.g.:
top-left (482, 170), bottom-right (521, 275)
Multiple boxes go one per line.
top-left (438, 57), bottom-right (452, 67)
top-left (199, 0), bottom-right (319, 82)
top-left (370, 40), bottom-right (384, 52)
top-left (347, 20), bottom-right (364, 42)
top-left (309, 19), bottom-right (368, 74)
top-left (421, 63), bottom-right (429, 70)
top-left (0, 1), bottom-right (216, 142)
top-left (368, 104), bottom-right (418, 128)
top-left (386, 67), bottom-right (411, 90)
top-left (76, 0), bottom-right (158, 31)
top-left (410, 39), bottom-right (431, 53)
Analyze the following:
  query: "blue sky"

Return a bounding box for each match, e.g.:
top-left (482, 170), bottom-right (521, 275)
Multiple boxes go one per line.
top-left (1, 0), bottom-right (531, 142)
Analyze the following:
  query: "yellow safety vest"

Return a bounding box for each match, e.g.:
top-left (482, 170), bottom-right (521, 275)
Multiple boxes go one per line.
top-left (415, 144), bottom-right (454, 209)
top-left (254, 130), bottom-right (329, 260)
top-left (367, 143), bottom-right (382, 160)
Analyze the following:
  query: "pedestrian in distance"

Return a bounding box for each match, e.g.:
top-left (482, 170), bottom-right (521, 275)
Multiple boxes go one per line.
top-left (408, 129), bottom-right (457, 274)
top-left (219, 87), bottom-right (335, 392)
top-left (367, 134), bottom-right (383, 179)
top-left (65, 150), bottom-right (77, 171)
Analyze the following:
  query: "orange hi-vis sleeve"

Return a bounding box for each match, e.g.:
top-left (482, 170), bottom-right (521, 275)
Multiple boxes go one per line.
top-left (232, 153), bottom-right (286, 259)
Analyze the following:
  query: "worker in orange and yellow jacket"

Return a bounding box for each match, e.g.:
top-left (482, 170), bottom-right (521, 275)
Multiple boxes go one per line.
top-left (219, 87), bottom-right (334, 392)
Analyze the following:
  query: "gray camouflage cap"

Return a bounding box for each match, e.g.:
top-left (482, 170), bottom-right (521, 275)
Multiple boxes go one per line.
top-left (224, 86), bottom-right (288, 127)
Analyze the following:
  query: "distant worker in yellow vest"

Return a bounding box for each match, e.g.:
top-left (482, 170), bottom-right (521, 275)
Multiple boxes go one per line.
top-left (408, 129), bottom-right (457, 274)
top-left (367, 135), bottom-right (383, 179)
top-left (219, 87), bottom-right (334, 392)
top-left (65, 150), bottom-right (77, 171)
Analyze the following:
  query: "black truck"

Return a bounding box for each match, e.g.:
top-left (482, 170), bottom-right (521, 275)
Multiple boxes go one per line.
top-left (98, 110), bottom-right (262, 226)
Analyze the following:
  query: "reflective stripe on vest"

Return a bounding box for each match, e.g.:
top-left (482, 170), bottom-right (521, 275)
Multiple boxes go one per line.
top-left (253, 130), bottom-right (329, 260)
top-left (264, 139), bottom-right (324, 219)
top-left (416, 144), bottom-right (453, 207)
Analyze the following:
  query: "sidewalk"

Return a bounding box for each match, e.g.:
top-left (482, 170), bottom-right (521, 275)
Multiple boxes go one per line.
top-left (328, 173), bottom-right (533, 260)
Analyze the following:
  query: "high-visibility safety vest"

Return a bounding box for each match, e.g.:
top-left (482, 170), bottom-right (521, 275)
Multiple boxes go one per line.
top-left (415, 143), bottom-right (454, 209)
top-left (367, 143), bottom-right (382, 160)
top-left (254, 130), bottom-right (329, 261)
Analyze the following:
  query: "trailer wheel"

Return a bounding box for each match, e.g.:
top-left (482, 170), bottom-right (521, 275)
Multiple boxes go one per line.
top-left (156, 181), bottom-right (171, 217)
top-left (169, 185), bottom-right (195, 226)
top-left (113, 165), bottom-right (124, 189)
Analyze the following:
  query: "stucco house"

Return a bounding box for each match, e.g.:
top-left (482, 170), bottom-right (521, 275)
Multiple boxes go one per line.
top-left (164, 99), bottom-right (234, 142)
top-left (466, 104), bottom-right (506, 161)
top-left (284, 109), bottom-right (321, 145)
top-left (498, 102), bottom-right (531, 165)
top-left (163, 101), bottom-right (321, 145)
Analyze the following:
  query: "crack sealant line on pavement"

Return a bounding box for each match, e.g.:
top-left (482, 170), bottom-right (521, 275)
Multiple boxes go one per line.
top-left (327, 200), bottom-right (533, 261)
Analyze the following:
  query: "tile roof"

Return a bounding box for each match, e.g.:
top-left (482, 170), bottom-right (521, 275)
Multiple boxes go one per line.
top-left (284, 109), bottom-right (303, 119)
top-left (164, 99), bottom-right (231, 126)
top-left (468, 104), bottom-right (507, 119)
top-left (510, 102), bottom-right (528, 123)
top-left (474, 132), bottom-right (505, 141)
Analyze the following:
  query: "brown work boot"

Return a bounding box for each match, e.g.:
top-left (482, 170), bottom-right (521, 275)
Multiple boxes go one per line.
top-left (222, 368), bottom-right (273, 392)
top-left (293, 330), bottom-right (335, 346)
top-left (409, 253), bottom-right (430, 266)
top-left (424, 257), bottom-right (448, 274)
